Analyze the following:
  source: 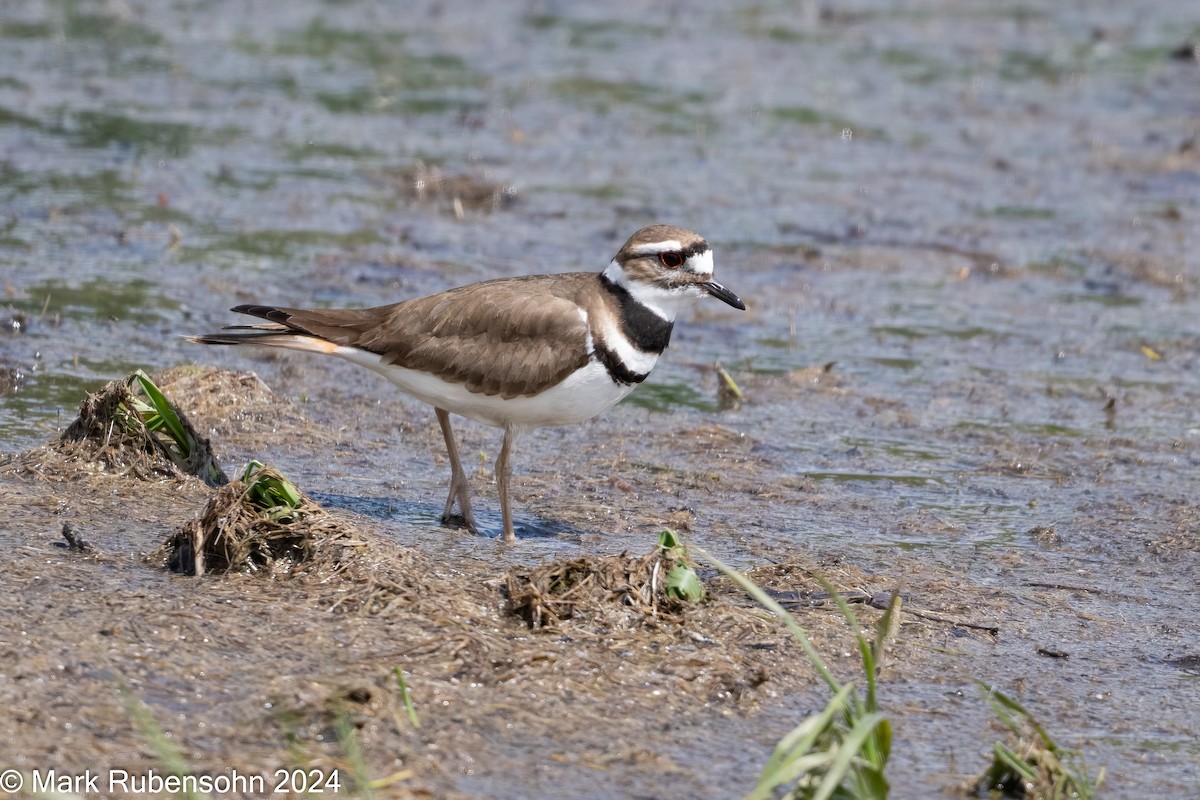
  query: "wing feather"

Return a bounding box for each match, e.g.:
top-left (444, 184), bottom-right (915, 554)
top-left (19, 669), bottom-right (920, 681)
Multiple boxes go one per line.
top-left (367, 274), bottom-right (595, 398)
top-left (211, 273), bottom-right (598, 400)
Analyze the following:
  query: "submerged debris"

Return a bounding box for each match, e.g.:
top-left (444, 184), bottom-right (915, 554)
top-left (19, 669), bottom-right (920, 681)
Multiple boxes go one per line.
top-left (1168, 39), bottom-right (1198, 62)
top-left (392, 161), bottom-right (518, 217)
top-left (0, 363), bottom-right (23, 396)
top-left (715, 362), bottom-right (744, 411)
top-left (60, 522), bottom-right (95, 554)
top-left (3, 307), bottom-right (28, 335)
top-left (162, 462), bottom-right (364, 578)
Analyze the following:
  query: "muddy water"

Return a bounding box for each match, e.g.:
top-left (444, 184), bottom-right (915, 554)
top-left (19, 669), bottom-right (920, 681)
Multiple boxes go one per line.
top-left (2, 1), bottom-right (1199, 797)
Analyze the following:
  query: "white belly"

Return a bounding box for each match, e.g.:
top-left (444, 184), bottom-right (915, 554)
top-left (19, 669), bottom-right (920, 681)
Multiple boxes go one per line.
top-left (335, 347), bottom-right (642, 429)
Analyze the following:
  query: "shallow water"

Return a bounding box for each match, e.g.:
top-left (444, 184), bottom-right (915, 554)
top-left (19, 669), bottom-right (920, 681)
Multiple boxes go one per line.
top-left (2, 0), bottom-right (1199, 797)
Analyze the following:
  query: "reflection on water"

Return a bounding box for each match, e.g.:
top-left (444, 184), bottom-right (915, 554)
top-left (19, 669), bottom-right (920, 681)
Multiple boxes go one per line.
top-left (310, 491), bottom-right (586, 541)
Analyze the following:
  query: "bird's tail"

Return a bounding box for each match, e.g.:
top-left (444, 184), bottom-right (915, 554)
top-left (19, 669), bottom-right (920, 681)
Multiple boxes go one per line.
top-left (188, 304), bottom-right (378, 356)
top-left (186, 327), bottom-right (341, 355)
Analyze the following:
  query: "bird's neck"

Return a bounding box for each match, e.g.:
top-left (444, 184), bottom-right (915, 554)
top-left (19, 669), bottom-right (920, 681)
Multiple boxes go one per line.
top-left (598, 265), bottom-right (676, 354)
top-left (600, 260), bottom-right (698, 323)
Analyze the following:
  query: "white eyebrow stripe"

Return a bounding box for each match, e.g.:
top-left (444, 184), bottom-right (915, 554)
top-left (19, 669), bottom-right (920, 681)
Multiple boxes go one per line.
top-left (630, 240), bottom-right (684, 257)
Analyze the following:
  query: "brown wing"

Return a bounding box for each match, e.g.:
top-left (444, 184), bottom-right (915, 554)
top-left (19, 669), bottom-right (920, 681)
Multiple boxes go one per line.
top-left (238, 273), bottom-right (597, 400)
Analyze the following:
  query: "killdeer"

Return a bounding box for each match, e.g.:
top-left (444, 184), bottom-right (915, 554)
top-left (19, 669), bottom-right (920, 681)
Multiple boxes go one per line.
top-left (189, 225), bottom-right (745, 542)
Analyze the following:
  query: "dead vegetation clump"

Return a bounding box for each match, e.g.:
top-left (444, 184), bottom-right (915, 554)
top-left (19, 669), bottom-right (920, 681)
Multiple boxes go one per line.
top-left (161, 463), bottom-right (362, 578)
top-left (505, 543), bottom-right (695, 628)
top-left (2, 370), bottom-right (227, 485)
top-left (491, 550), bottom-right (923, 710)
top-left (158, 461), bottom-right (430, 615)
top-left (503, 544), bottom-right (888, 636)
top-left (152, 364), bottom-right (304, 439)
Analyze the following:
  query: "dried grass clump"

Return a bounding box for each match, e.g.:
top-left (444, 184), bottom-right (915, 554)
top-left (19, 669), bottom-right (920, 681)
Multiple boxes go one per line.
top-left (153, 364), bottom-right (300, 436)
top-left (5, 371), bottom-right (227, 485)
top-left (505, 547), bottom-right (690, 629)
top-left (162, 465), bottom-right (363, 577)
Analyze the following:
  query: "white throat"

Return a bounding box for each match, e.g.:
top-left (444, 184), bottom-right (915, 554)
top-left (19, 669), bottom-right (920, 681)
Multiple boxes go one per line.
top-left (602, 260), bottom-right (705, 321)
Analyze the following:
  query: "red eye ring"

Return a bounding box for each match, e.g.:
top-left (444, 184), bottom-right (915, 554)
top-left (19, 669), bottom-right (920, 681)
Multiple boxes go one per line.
top-left (659, 250), bottom-right (685, 269)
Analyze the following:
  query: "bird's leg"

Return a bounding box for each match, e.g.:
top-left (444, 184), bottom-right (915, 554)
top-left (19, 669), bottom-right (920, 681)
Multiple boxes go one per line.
top-left (435, 408), bottom-right (477, 534)
top-left (497, 425), bottom-right (518, 543)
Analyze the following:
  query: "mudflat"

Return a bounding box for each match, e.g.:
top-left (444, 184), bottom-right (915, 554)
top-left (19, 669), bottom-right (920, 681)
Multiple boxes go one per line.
top-left (2, 1), bottom-right (1199, 797)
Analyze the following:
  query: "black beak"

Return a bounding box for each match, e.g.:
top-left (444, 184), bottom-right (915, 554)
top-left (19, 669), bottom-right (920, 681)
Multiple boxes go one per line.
top-left (703, 280), bottom-right (746, 310)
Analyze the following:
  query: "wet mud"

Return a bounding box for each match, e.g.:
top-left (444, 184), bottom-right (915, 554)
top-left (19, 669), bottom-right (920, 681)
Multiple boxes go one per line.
top-left (2, 1), bottom-right (1200, 798)
top-left (0, 370), bottom-right (1009, 799)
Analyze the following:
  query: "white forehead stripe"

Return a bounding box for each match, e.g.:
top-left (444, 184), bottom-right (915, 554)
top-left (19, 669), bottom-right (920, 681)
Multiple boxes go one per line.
top-left (687, 249), bottom-right (714, 276)
top-left (630, 240), bottom-right (684, 257)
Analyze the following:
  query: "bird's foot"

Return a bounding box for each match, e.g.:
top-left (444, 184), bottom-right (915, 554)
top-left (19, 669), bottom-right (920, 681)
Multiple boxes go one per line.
top-left (440, 510), bottom-right (481, 536)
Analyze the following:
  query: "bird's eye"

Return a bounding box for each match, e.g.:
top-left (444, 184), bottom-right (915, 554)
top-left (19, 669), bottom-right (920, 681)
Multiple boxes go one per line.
top-left (659, 250), bottom-right (685, 269)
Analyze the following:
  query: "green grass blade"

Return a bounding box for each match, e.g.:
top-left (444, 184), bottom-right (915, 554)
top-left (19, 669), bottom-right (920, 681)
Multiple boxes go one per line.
top-left (241, 460), bottom-right (303, 515)
top-left (708, 551), bottom-right (894, 800)
top-left (863, 715), bottom-right (892, 781)
top-left (979, 681), bottom-right (1060, 750)
top-left (974, 681), bottom-right (1103, 799)
top-left (392, 667), bottom-right (420, 728)
top-left (869, 591), bottom-right (902, 718)
top-left (274, 475), bottom-right (302, 508)
top-left (750, 754), bottom-right (837, 800)
top-left (750, 684), bottom-right (853, 796)
top-left (659, 530), bottom-right (704, 601)
top-left (992, 742), bottom-right (1038, 782)
top-left (129, 370), bottom-right (191, 457)
top-left (698, 547), bottom-right (840, 693)
top-left (116, 683), bottom-right (211, 800)
top-left (812, 573), bottom-right (874, 720)
top-left (851, 758), bottom-right (891, 798)
top-left (812, 711), bottom-right (887, 800)
top-left (334, 712), bottom-right (375, 800)
top-left (241, 459), bottom-right (265, 482)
